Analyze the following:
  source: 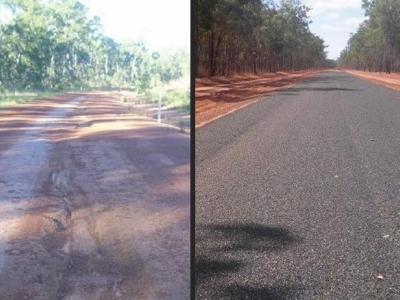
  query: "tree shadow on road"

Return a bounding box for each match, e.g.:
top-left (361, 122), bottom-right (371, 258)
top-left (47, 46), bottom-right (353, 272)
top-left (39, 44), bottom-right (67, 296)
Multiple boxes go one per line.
top-left (225, 283), bottom-right (298, 300)
top-left (289, 87), bottom-right (360, 92)
top-left (202, 223), bottom-right (300, 252)
top-left (276, 84), bottom-right (360, 97)
top-left (301, 74), bottom-right (352, 83)
top-left (196, 258), bottom-right (243, 282)
top-left (195, 222), bottom-right (302, 299)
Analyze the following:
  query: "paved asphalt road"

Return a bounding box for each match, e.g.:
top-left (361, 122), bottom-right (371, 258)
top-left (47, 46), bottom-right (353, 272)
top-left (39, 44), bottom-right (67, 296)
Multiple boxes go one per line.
top-left (196, 71), bottom-right (400, 299)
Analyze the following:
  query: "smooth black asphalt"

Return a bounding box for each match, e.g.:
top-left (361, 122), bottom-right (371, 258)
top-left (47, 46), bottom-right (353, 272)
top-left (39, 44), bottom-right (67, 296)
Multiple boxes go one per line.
top-left (196, 72), bottom-right (400, 299)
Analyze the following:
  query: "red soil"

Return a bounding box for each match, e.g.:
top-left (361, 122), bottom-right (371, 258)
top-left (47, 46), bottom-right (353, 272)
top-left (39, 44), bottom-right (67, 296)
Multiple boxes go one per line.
top-left (195, 70), bottom-right (321, 127)
top-left (0, 92), bottom-right (189, 298)
top-left (344, 70), bottom-right (400, 91)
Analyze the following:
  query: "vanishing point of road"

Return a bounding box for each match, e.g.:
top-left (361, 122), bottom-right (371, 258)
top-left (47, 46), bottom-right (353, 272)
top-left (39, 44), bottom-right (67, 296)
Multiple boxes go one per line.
top-left (196, 72), bottom-right (400, 299)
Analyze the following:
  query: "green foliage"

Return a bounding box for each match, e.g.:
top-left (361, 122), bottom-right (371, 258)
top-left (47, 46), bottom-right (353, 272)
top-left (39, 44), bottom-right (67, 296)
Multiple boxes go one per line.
top-left (196, 0), bottom-right (328, 76)
top-left (141, 84), bottom-right (190, 111)
top-left (0, 91), bottom-right (60, 107)
top-left (338, 0), bottom-right (400, 72)
top-left (0, 0), bottom-right (188, 93)
top-left (163, 88), bottom-right (190, 110)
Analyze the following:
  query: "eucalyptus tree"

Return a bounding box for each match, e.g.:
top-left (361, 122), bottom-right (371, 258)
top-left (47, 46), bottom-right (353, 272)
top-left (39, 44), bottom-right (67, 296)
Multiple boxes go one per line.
top-left (0, 0), bottom-right (188, 92)
top-left (339, 0), bottom-right (400, 72)
top-left (196, 0), bottom-right (328, 77)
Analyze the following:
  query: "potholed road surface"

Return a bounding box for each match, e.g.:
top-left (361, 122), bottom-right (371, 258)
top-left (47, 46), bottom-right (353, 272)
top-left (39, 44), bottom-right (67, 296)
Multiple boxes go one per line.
top-left (196, 72), bottom-right (400, 299)
top-left (0, 93), bottom-right (189, 299)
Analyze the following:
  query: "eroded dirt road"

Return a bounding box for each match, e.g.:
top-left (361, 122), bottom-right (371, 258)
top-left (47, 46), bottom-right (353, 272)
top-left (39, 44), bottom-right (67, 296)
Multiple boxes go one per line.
top-left (0, 93), bottom-right (189, 299)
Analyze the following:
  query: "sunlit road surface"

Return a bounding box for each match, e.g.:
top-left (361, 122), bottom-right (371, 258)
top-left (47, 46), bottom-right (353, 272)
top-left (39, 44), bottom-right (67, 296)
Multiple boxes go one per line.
top-left (0, 93), bottom-right (189, 299)
top-left (196, 72), bottom-right (400, 299)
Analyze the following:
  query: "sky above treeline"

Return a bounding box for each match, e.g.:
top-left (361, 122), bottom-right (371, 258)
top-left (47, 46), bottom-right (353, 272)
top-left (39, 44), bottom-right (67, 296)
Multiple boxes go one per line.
top-left (303, 0), bottom-right (365, 59)
top-left (83, 0), bottom-right (362, 59)
top-left (82, 0), bottom-right (190, 52)
top-left (0, 0), bottom-right (190, 52)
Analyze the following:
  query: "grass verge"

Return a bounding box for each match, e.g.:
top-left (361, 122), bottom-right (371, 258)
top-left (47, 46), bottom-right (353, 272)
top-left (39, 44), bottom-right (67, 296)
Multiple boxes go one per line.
top-left (141, 83), bottom-right (190, 112)
top-left (0, 91), bottom-right (61, 108)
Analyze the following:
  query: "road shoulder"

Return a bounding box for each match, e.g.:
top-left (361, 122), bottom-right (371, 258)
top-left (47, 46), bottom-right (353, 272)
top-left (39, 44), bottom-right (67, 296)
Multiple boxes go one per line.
top-left (195, 70), bottom-right (322, 128)
top-left (344, 70), bottom-right (400, 91)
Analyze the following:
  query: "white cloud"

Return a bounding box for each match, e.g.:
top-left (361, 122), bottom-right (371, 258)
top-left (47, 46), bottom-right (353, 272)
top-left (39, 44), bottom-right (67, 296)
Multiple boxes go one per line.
top-left (304, 0), bottom-right (365, 59)
top-left (343, 16), bottom-right (365, 25)
top-left (321, 17), bottom-right (365, 32)
top-left (327, 12), bottom-right (340, 20)
top-left (304, 0), bottom-right (361, 10)
top-left (306, 0), bottom-right (362, 18)
top-left (321, 24), bottom-right (348, 32)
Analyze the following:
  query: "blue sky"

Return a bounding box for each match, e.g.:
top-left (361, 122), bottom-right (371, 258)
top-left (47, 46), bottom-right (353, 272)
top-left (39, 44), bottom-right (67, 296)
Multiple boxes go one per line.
top-left (303, 0), bottom-right (366, 59)
top-left (82, 0), bottom-right (190, 52)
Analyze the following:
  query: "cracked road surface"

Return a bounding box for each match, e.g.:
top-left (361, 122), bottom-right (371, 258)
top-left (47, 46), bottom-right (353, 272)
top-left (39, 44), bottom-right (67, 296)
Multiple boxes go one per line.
top-left (0, 93), bottom-right (189, 299)
top-left (196, 72), bottom-right (400, 299)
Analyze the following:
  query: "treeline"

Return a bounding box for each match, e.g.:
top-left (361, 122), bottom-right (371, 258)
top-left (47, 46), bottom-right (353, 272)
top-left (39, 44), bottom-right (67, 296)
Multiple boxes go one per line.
top-left (338, 0), bottom-right (400, 73)
top-left (196, 0), bottom-right (328, 77)
top-left (0, 0), bottom-right (188, 92)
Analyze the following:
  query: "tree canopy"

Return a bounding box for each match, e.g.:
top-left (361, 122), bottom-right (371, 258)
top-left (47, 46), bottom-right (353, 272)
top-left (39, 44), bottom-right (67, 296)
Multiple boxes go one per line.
top-left (338, 0), bottom-right (400, 73)
top-left (0, 0), bottom-right (188, 92)
top-left (196, 0), bottom-right (329, 77)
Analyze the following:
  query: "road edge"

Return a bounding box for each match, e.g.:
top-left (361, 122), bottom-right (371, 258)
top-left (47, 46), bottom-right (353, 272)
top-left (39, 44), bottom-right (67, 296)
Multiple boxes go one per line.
top-left (343, 70), bottom-right (400, 92)
top-left (195, 71), bottom-right (322, 128)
